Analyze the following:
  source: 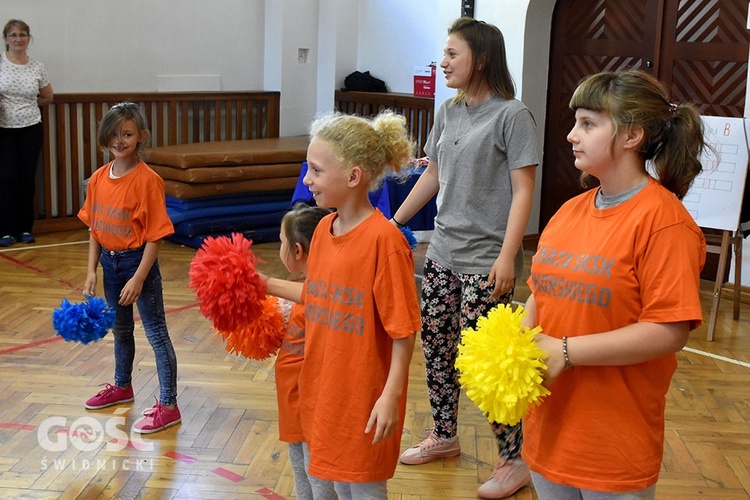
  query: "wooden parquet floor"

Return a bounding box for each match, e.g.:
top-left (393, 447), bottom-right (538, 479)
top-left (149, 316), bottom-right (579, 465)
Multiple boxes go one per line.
top-left (0, 229), bottom-right (748, 499)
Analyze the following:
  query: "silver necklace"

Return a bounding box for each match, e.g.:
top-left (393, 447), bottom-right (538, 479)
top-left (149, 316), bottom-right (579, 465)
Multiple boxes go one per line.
top-left (453, 102), bottom-right (472, 145)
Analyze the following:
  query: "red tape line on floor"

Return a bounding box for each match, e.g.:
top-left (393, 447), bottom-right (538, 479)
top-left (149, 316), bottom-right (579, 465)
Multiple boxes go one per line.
top-left (0, 422), bottom-right (36, 431)
top-left (164, 451), bottom-right (198, 463)
top-left (212, 467), bottom-right (245, 482)
top-left (0, 336), bottom-right (62, 355)
top-left (255, 488), bottom-right (288, 500)
top-left (0, 252), bottom-right (80, 292)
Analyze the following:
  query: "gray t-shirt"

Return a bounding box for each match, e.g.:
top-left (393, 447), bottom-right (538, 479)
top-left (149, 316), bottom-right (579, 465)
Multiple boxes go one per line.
top-left (424, 94), bottom-right (539, 275)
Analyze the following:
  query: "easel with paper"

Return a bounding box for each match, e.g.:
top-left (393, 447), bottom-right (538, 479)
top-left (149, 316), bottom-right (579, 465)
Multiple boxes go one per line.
top-left (682, 116), bottom-right (749, 340)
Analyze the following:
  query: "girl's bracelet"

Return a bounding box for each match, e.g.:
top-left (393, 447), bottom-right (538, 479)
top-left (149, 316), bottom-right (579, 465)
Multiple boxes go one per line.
top-left (391, 217), bottom-right (406, 228)
top-left (562, 336), bottom-right (574, 370)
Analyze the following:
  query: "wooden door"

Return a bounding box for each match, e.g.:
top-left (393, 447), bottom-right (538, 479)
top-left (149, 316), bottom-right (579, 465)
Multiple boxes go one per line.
top-left (540, 0), bottom-right (750, 229)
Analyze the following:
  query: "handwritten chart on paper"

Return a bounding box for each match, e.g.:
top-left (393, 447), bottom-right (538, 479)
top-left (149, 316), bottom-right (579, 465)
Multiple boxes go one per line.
top-left (681, 116), bottom-right (749, 231)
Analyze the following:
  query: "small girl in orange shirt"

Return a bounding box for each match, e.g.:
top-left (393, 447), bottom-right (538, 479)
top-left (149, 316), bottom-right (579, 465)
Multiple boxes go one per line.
top-left (273, 203), bottom-right (335, 500)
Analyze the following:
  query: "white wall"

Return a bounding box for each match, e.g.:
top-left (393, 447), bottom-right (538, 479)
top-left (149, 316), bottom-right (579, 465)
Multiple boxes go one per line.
top-left (263, 0), bottom-right (320, 136)
top-left (348, 0), bottom-right (458, 112)
top-left (316, 0), bottom-right (360, 117)
top-left (354, 1), bottom-right (446, 93)
top-left (2, 0), bottom-right (542, 228)
top-left (351, 0), bottom-right (539, 99)
top-left (351, 1), bottom-right (540, 104)
top-left (2, 0), bottom-right (264, 92)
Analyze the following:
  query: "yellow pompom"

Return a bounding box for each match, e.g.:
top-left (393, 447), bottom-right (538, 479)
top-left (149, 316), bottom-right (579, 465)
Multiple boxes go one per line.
top-left (455, 303), bottom-right (550, 425)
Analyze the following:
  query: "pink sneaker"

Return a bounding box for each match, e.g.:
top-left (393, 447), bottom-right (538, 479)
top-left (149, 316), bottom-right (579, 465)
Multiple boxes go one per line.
top-left (85, 383), bottom-right (134, 409)
top-left (399, 428), bottom-right (461, 465)
top-left (477, 458), bottom-right (531, 499)
top-left (133, 398), bottom-right (181, 434)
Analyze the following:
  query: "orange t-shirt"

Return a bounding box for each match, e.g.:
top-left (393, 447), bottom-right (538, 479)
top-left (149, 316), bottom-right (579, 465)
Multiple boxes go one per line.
top-left (78, 160), bottom-right (174, 250)
top-left (275, 302), bottom-right (306, 443)
top-left (523, 178), bottom-right (705, 492)
top-left (299, 210), bottom-right (421, 483)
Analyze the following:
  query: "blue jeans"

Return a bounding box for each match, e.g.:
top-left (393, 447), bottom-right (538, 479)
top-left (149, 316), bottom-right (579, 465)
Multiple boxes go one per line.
top-left (100, 246), bottom-right (178, 406)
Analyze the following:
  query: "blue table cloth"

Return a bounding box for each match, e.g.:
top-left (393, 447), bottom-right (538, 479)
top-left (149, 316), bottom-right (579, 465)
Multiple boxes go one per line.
top-left (291, 162), bottom-right (436, 231)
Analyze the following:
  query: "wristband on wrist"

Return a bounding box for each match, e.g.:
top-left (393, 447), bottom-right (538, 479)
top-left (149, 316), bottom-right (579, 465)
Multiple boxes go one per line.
top-left (391, 217), bottom-right (406, 228)
top-left (562, 336), bottom-right (574, 370)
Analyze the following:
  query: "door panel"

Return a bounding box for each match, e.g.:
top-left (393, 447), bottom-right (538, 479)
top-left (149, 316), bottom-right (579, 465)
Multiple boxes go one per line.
top-left (659, 0), bottom-right (749, 117)
top-left (540, 0), bottom-right (749, 229)
top-left (541, 0), bottom-right (657, 227)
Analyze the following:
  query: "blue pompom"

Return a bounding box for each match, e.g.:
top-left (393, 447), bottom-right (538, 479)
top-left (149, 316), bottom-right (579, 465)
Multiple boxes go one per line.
top-left (52, 296), bottom-right (115, 344)
top-left (399, 225), bottom-right (418, 250)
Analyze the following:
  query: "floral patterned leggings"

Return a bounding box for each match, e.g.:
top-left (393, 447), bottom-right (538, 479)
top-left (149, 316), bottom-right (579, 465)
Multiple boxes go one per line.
top-left (421, 257), bottom-right (523, 459)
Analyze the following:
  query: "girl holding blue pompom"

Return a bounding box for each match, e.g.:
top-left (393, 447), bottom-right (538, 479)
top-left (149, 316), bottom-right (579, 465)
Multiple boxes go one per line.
top-left (77, 102), bottom-right (179, 435)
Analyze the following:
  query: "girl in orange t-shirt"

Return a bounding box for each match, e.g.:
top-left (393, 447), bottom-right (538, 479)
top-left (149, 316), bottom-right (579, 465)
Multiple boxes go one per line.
top-left (77, 102), bottom-right (179, 435)
top-left (265, 111), bottom-right (421, 499)
top-left (274, 203), bottom-right (334, 500)
top-left (523, 70), bottom-right (706, 498)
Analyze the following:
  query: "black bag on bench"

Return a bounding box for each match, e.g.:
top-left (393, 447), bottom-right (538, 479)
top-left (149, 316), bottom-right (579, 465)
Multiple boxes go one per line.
top-left (342, 71), bottom-right (388, 92)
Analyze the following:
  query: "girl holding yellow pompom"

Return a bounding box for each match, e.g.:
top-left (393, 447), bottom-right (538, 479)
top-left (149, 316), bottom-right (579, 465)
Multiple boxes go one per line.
top-left (522, 69), bottom-right (706, 499)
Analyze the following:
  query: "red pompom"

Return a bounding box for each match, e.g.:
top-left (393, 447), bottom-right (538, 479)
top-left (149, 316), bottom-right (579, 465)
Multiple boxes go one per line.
top-left (221, 296), bottom-right (286, 360)
top-left (189, 233), bottom-right (268, 333)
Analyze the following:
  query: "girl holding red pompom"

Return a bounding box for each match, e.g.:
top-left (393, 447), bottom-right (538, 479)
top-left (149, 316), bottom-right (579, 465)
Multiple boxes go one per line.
top-left (273, 203), bottom-right (335, 500)
top-left (78, 102), bottom-right (180, 435)
top-left (265, 111), bottom-right (421, 500)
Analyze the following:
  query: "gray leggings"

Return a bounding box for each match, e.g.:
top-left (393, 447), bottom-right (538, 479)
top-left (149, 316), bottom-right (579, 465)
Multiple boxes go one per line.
top-left (301, 441), bottom-right (386, 499)
top-left (291, 442), bottom-right (335, 500)
top-left (531, 471), bottom-right (657, 500)
top-left (333, 480), bottom-right (387, 500)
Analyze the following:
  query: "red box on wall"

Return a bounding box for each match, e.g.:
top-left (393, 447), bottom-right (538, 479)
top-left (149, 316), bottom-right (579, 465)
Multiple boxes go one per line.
top-left (414, 65), bottom-right (436, 98)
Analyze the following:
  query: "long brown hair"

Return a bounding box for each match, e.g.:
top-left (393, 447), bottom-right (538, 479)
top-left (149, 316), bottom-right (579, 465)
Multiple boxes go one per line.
top-left (448, 17), bottom-right (515, 104)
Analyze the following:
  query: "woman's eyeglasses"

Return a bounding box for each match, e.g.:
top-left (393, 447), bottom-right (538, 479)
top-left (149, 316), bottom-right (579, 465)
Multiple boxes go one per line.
top-left (5, 33), bottom-right (29, 39)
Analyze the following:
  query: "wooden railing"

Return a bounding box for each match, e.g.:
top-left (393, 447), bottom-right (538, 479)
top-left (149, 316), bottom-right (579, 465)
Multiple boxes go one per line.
top-left (334, 91), bottom-right (434, 157)
top-left (36, 91), bottom-right (281, 232)
top-left (36, 91), bottom-right (430, 233)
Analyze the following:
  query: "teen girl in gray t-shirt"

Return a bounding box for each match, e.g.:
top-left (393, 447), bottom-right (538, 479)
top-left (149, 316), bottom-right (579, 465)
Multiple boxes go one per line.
top-left (392, 17), bottom-right (539, 500)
